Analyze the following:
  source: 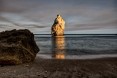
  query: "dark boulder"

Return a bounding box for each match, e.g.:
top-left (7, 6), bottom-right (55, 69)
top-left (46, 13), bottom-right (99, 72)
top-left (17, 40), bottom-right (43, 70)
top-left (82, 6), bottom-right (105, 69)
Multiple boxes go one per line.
top-left (0, 29), bottom-right (39, 65)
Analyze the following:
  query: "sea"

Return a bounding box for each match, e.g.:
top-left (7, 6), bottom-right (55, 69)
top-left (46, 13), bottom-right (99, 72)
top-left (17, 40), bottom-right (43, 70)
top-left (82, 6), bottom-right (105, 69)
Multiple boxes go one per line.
top-left (35, 34), bottom-right (117, 59)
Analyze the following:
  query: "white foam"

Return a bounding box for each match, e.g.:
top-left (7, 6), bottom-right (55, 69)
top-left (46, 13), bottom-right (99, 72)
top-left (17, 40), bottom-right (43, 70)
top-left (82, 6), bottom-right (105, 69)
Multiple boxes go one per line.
top-left (37, 54), bottom-right (117, 59)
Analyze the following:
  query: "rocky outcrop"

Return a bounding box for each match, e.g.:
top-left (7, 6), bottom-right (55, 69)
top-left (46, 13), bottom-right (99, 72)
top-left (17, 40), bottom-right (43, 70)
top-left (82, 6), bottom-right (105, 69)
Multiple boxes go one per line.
top-left (51, 15), bottom-right (65, 36)
top-left (0, 29), bottom-right (39, 65)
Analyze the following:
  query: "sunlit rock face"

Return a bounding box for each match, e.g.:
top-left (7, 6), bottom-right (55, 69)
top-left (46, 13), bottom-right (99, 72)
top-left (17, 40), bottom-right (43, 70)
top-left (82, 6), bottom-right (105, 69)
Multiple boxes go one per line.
top-left (51, 15), bottom-right (65, 36)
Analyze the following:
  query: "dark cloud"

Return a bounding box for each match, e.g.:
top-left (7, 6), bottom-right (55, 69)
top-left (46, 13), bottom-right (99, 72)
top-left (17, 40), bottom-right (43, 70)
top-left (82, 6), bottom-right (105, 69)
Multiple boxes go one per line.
top-left (0, 0), bottom-right (117, 34)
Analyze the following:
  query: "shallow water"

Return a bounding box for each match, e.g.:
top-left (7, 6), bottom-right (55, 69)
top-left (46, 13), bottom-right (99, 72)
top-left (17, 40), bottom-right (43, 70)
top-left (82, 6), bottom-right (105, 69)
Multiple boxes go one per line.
top-left (35, 34), bottom-right (117, 59)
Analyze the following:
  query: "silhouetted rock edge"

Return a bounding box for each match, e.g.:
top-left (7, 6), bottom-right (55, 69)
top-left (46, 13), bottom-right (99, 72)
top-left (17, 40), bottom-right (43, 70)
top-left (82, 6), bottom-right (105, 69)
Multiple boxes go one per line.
top-left (0, 29), bottom-right (39, 65)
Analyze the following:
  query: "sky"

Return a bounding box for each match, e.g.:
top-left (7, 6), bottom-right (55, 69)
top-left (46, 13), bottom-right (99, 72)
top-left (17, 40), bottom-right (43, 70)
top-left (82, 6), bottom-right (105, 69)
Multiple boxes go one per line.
top-left (0, 0), bottom-right (117, 34)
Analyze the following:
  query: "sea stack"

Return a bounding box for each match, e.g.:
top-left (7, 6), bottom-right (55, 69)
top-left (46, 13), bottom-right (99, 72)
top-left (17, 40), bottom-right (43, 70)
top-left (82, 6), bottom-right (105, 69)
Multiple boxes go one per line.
top-left (51, 15), bottom-right (65, 36)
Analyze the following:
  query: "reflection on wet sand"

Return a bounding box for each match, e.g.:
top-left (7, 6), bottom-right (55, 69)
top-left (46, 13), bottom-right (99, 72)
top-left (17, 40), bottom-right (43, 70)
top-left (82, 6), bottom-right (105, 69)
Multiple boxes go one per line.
top-left (52, 36), bottom-right (65, 59)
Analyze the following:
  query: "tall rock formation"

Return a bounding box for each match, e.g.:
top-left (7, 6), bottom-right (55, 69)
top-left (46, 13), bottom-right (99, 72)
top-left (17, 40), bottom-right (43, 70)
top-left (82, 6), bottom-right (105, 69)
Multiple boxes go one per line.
top-left (51, 15), bottom-right (65, 36)
top-left (0, 29), bottom-right (39, 65)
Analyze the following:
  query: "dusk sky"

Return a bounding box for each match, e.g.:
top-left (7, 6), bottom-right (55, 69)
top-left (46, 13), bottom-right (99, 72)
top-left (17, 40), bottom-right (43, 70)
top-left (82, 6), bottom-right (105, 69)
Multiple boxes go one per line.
top-left (0, 0), bottom-right (117, 34)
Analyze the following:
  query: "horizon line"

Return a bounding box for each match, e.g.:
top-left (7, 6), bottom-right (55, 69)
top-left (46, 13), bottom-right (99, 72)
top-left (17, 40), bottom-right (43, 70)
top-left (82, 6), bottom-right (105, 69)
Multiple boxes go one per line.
top-left (34, 34), bottom-right (117, 35)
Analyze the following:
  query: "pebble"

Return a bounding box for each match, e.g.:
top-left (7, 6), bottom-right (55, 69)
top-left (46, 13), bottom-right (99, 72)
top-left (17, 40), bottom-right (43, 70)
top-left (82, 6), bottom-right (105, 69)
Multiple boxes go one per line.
top-left (25, 65), bottom-right (29, 67)
top-left (45, 71), bottom-right (47, 73)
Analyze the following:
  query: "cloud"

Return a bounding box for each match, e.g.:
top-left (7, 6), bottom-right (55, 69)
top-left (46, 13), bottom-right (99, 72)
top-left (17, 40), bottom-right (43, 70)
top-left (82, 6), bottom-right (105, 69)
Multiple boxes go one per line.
top-left (0, 0), bottom-right (117, 34)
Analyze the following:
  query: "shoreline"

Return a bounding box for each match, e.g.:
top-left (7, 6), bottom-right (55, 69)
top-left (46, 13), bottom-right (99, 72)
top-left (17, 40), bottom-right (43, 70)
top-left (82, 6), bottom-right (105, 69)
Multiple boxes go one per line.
top-left (0, 56), bottom-right (117, 78)
top-left (37, 53), bottom-right (117, 60)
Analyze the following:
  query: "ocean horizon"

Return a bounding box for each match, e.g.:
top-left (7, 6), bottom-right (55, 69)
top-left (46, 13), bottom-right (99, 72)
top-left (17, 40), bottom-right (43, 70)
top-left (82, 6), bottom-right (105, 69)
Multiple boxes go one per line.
top-left (35, 34), bottom-right (117, 59)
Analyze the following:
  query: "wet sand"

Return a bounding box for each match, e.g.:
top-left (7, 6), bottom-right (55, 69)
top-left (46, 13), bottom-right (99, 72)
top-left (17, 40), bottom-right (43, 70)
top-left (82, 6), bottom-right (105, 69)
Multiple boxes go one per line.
top-left (0, 57), bottom-right (117, 78)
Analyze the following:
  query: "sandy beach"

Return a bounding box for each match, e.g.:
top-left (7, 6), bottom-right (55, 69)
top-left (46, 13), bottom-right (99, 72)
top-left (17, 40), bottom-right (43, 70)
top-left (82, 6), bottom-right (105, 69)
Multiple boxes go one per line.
top-left (0, 0), bottom-right (117, 78)
top-left (0, 56), bottom-right (117, 78)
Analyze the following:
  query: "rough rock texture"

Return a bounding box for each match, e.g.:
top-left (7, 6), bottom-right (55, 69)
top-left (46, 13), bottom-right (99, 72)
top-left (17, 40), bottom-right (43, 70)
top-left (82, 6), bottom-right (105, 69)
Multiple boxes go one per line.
top-left (51, 15), bottom-right (65, 36)
top-left (0, 29), bottom-right (39, 65)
